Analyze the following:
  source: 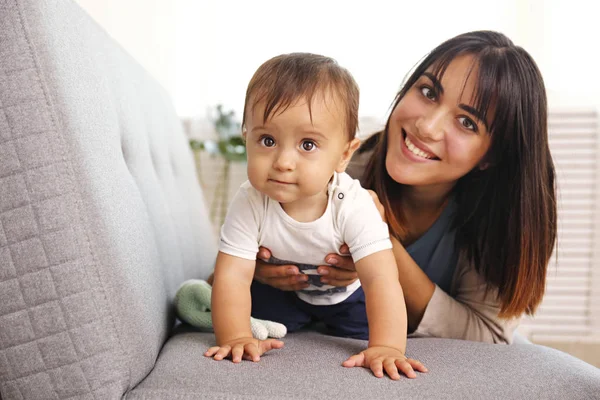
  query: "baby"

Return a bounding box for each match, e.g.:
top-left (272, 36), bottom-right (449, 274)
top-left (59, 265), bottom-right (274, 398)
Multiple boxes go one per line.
top-left (206, 53), bottom-right (426, 380)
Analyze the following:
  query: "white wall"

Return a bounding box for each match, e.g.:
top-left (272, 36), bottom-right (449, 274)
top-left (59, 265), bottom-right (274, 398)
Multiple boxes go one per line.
top-left (74, 0), bottom-right (177, 96)
top-left (516, 0), bottom-right (600, 110)
top-left (75, 0), bottom-right (598, 120)
top-left (174, 0), bottom-right (521, 121)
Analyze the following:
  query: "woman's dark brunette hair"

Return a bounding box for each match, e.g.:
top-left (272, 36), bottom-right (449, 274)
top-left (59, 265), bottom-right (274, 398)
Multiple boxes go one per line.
top-left (360, 30), bottom-right (557, 318)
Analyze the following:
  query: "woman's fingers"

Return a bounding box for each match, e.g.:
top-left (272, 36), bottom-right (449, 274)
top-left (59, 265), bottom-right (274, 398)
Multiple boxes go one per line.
top-left (257, 246), bottom-right (272, 262)
top-left (339, 244), bottom-right (350, 255)
top-left (317, 265), bottom-right (358, 287)
top-left (254, 259), bottom-right (309, 290)
top-left (254, 249), bottom-right (311, 290)
top-left (256, 262), bottom-right (298, 279)
top-left (318, 249), bottom-right (358, 287)
top-left (324, 253), bottom-right (356, 272)
top-left (318, 265), bottom-right (357, 280)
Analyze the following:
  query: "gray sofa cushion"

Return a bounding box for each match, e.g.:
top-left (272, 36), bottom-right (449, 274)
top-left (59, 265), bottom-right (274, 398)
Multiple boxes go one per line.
top-left (0, 0), bottom-right (215, 398)
top-left (130, 331), bottom-right (600, 400)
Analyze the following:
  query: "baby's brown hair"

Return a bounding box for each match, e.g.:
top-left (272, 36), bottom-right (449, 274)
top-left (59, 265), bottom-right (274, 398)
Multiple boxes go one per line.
top-left (242, 53), bottom-right (359, 139)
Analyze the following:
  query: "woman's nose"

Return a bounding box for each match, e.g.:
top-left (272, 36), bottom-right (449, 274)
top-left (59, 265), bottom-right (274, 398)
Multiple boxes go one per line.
top-left (416, 107), bottom-right (446, 141)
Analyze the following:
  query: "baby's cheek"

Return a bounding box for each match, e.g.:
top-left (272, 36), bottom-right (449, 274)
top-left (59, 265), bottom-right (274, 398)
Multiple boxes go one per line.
top-left (307, 165), bottom-right (333, 185)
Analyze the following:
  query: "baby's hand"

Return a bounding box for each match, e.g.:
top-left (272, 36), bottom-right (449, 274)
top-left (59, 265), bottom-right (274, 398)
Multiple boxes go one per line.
top-left (342, 346), bottom-right (428, 380)
top-left (204, 337), bottom-right (284, 363)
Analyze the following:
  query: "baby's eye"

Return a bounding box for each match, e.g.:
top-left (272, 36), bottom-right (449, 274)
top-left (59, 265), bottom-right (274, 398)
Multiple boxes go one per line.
top-left (301, 140), bottom-right (316, 152)
top-left (260, 136), bottom-right (276, 147)
top-left (420, 86), bottom-right (437, 101)
top-left (458, 117), bottom-right (478, 132)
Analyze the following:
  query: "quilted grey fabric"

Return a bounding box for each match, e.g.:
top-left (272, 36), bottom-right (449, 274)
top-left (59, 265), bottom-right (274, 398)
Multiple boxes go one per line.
top-left (0, 0), bottom-right (216, 398)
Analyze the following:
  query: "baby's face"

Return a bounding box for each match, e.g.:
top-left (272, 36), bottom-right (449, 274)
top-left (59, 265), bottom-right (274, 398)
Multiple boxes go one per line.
top-left (244, 92), bottom-right (355, 206)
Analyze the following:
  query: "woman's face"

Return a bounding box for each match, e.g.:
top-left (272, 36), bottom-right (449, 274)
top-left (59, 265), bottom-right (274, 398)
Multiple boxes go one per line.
top-left (386, 54), bottom-right (492, 193)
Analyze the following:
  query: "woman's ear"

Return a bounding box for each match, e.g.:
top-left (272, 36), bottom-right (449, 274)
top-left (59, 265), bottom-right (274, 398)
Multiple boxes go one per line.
top-left (336, 138), bottom-right (361, 173)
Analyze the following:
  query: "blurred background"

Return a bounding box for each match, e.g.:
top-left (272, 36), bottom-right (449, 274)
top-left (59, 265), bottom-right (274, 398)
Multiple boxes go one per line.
top-left (74, 0), bottom-right (599, 366)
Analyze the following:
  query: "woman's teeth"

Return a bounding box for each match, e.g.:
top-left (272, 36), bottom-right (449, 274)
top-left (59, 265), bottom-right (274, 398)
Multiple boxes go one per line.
top-left (404, 135), bottom-right (435, 160)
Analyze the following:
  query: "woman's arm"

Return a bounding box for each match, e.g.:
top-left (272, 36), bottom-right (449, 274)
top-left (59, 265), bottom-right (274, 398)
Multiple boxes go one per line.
top-left (390, 237), bottom-right (519, 344)
top-left (388, 237), bottom-right (436, 332)
top-left (324, 239), bottom-right (519, 344)
top-left (412, 250), bottom-right (520, 344)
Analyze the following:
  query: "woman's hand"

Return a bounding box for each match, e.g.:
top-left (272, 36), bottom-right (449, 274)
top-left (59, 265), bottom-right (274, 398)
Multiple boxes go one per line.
top-left (254, 247), bottom-right (310, 291)
top-left (320, 245), bottom-right (359, 287)
top-left (255, 246), bottom-right (359, 289)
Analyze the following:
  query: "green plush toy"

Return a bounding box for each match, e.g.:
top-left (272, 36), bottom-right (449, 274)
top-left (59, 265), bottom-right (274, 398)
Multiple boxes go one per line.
top-left (174, 279), bottom-right (287, 340)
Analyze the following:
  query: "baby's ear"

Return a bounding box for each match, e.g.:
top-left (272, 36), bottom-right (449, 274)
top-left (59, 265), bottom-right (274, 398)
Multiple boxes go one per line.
top-left (336, 138), bottom-right (361, 173)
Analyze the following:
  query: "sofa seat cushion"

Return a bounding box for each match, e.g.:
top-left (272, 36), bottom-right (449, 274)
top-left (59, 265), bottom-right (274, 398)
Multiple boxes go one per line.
top-left (128, 331), bottom-right (600, 399)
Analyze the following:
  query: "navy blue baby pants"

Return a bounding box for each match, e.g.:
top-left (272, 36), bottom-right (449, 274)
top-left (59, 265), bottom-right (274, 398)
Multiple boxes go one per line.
top-left (250, 280), bottom-right (369, 340)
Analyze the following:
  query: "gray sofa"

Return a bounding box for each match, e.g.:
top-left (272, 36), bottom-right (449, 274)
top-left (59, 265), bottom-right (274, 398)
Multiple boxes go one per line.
top-left (0, 0), bottom-right (599, 399)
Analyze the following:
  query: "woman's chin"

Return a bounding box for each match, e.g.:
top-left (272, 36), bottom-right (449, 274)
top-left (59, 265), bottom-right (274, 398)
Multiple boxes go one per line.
top-left (385, 161), bottom-right (410, 185)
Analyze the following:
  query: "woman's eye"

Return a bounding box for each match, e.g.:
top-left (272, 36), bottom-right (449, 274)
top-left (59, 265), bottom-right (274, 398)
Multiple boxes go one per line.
top-left (458, 117), bottom-right (477, 132)
top-left (260, 136), bottom-right (275, 147)
top-left (301, 140), bottom-right (316, 152)
top-left (420, 86), bottom-right (436, 101)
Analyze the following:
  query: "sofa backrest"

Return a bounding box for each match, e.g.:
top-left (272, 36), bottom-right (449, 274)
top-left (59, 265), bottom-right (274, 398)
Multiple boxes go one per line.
top-left (0, 0), bottom-right (217, 397)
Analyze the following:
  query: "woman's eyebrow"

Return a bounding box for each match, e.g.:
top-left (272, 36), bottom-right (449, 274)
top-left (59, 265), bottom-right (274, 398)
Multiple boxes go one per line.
top-left (423, 72), bottom-right (444, 95)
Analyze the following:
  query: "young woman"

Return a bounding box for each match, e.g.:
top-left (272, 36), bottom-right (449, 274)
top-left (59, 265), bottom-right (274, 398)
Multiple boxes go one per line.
top-left (252, 30), bottom-right (557, 344)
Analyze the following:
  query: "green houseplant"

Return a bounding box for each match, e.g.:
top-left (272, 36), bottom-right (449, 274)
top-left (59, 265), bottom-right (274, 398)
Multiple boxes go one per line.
top-left (189, 104), bottom-right (246, 162)
top-left (189, 105), bottom-right (246, 226)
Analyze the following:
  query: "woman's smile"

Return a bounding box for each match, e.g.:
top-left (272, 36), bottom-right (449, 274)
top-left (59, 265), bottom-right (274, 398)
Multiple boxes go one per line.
top-left (402, 129), bottom-right (439, 161)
